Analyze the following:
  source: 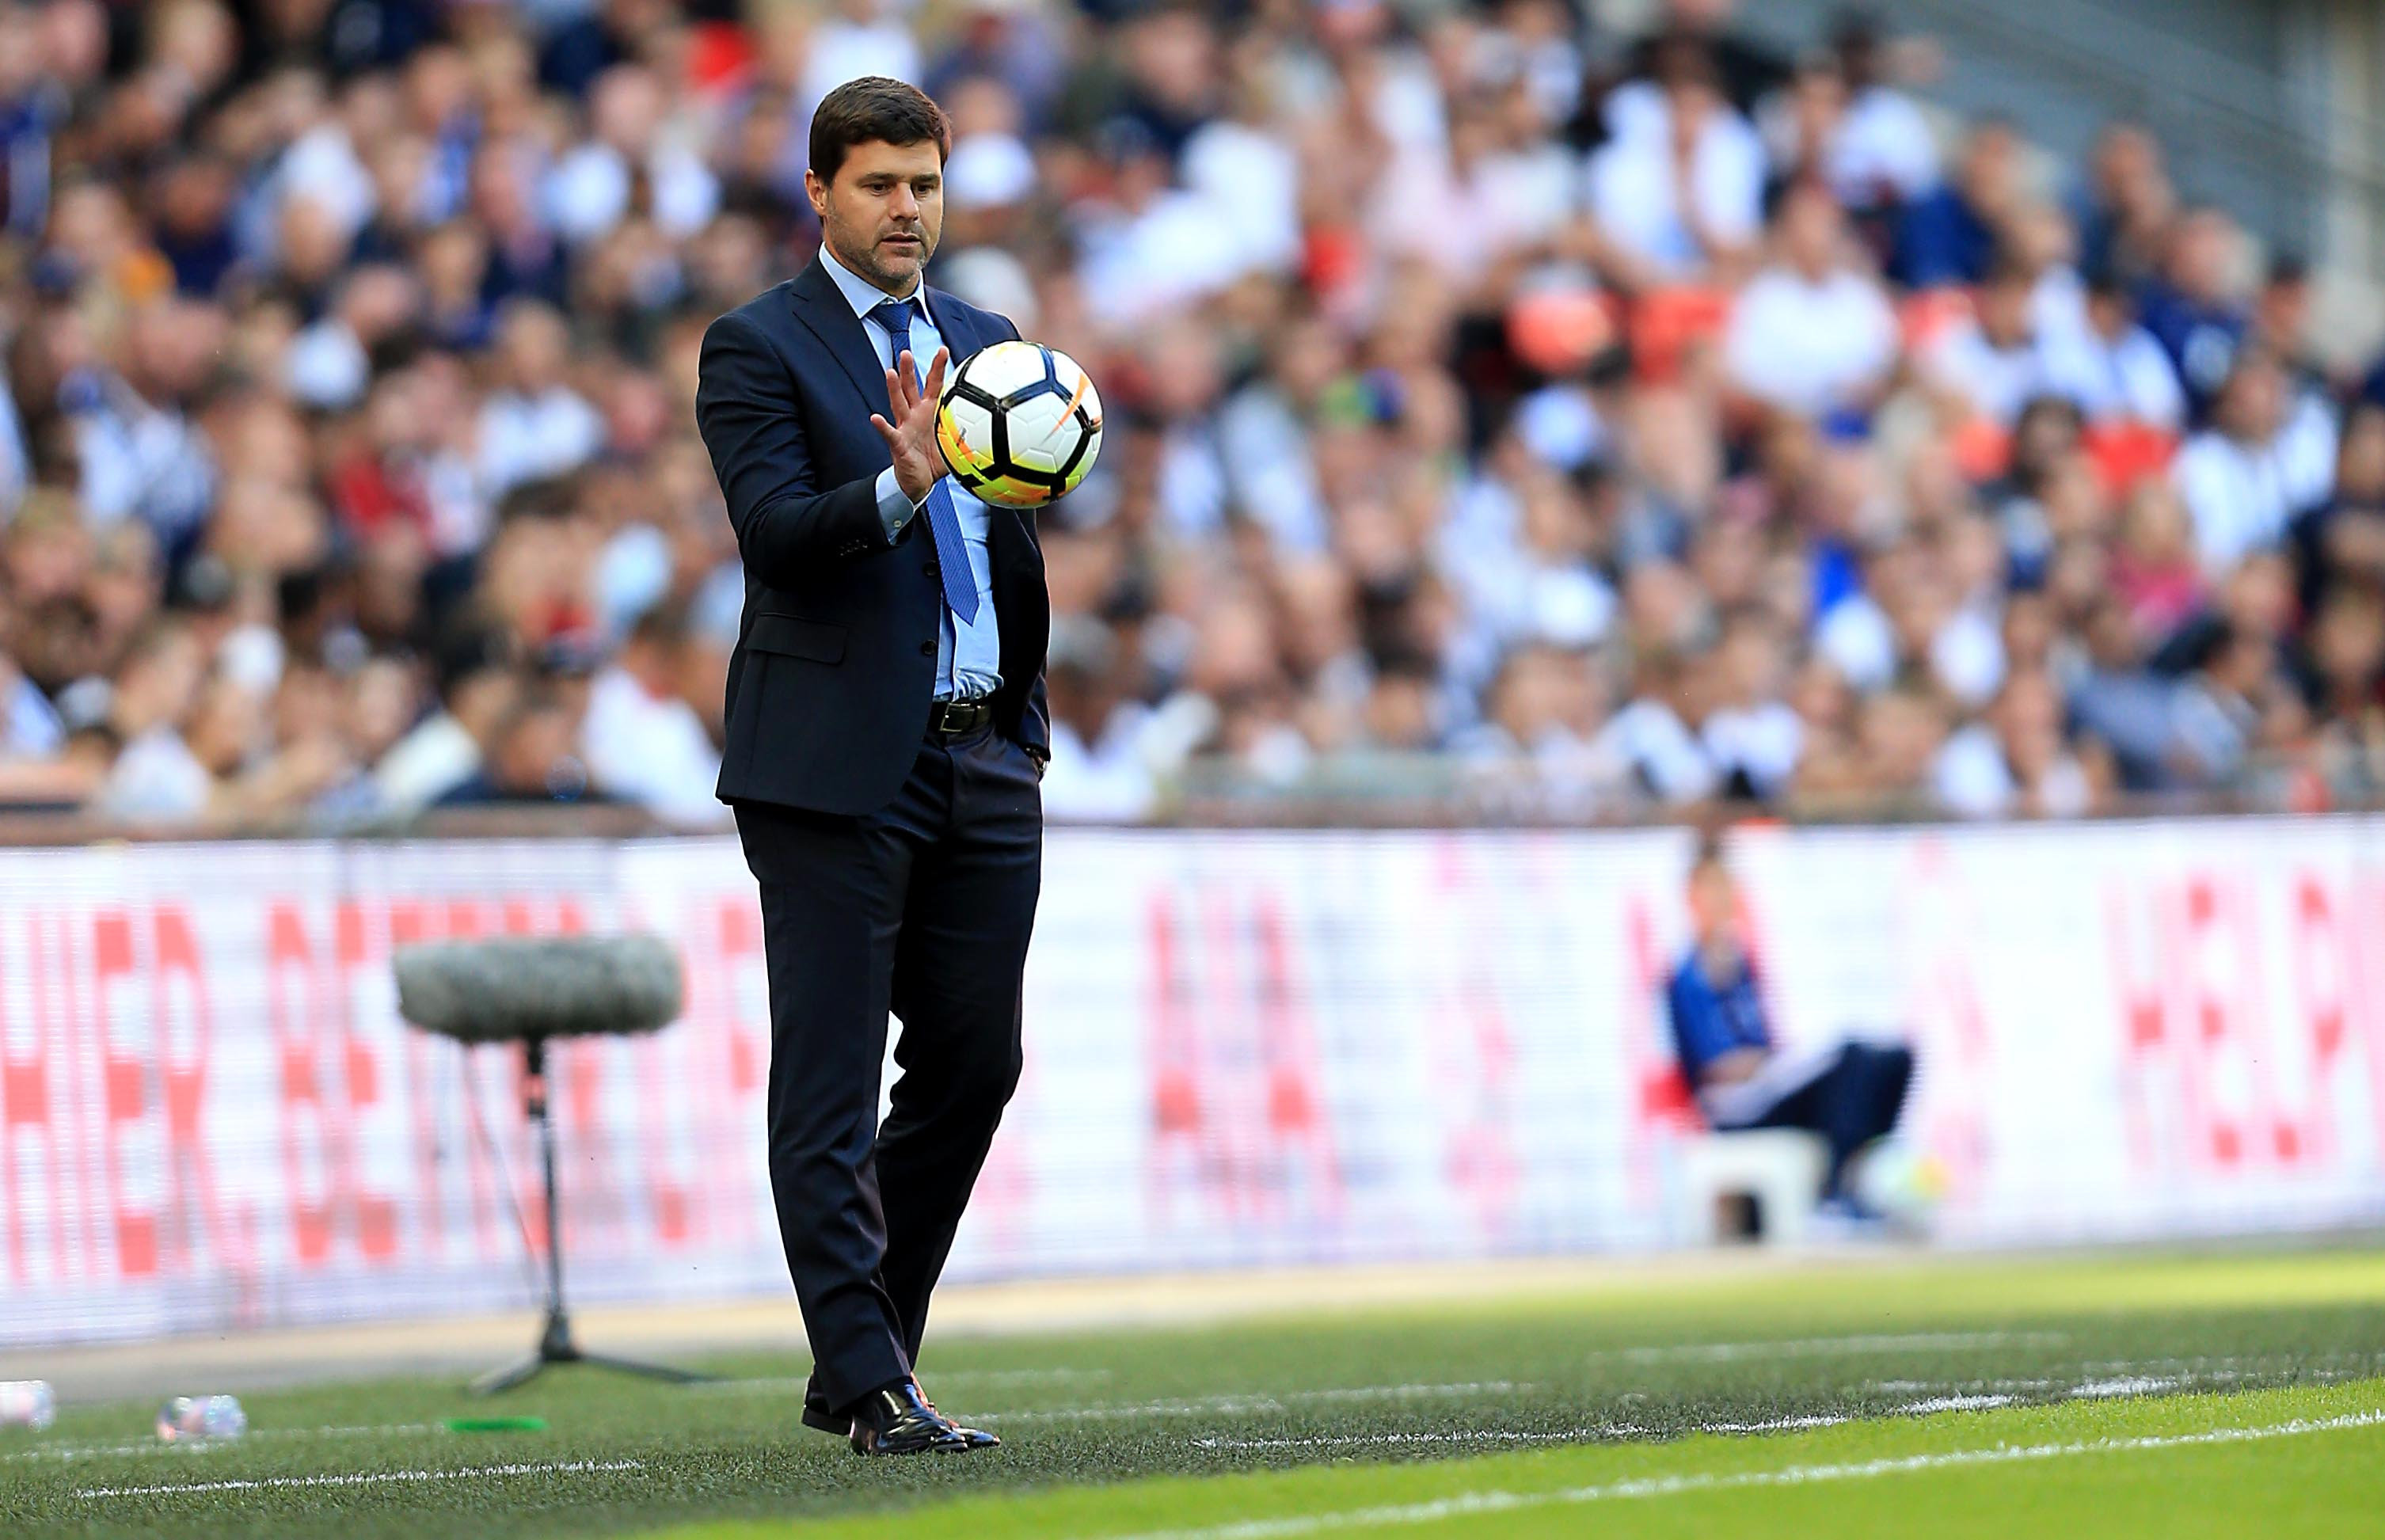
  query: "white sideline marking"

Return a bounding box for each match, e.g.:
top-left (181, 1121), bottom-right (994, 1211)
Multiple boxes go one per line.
top-left (1896, 1395), bottom-right (2015, 1414)
top-left (1187, 1394), bottom-right (2023, 1451)
top-left (1194, 1429), bottom-right (1626, 1452)
top-left (1667, 1396), bottom-right (2010, 1435)
top-left (1116, 1411), bottom-right (2385, 1540)
top-left (75, 1458), bottom-right (641, 1500)
top-left (2071, 1377), bottom-right (2181, 1399)
top-left (6, 1424), bottom-right (441, 1463)
top-left (977, 1383), bottom-right (1522, 1425)
top-left (1600, 1332), bottom-right (2066, 1364)
top-left (1698, 1414), bottom-right (1850, 1432)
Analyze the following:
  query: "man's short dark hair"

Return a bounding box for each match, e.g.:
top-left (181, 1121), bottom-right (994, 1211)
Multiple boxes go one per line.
top-left (809, 77), bottom-right (950, 186)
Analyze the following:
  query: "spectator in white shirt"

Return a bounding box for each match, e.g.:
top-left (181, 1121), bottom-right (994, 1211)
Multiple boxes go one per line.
top-left (1920, 260), bottom-right (2070, 425)
top-left (286, 265), bottom-right (423, 411)
top-left (1181, 60), bottom-right (1303, 279)
top-left (1449, 466), bottom-right (1617, 652)
top-left (543, 65), bottom-right (720, 246)
top-left (2174, 348), bottom-right (2338, 575)
top-left (797, 0), bottom-right (922, 124)
top-left (375, 633), bottom-right (521, 813)
top-left (93, 621), bottom-right (211, 823)
top-left (476, 300), bottom-right (607, 503)
top-left (580, 603), bottom-right (726, 827)
top-left (1076, 118), bottom-right (1246, 324)
top-left (1595, 648), bottom-right (1716, 804)
top-left (1700, 610), bottom-right (1803, 799)
top-left (1934, 667), bottom-right (2096, 818)
top-left (0, 356), bottom-right (30, 517)
top-left (1584, 36), bottom-right (1763, 287)
top-left (1038, 620), bottom-right (1158, 823)
top-left (2044, 271), bottom-right (2188, 430)
top-left (1824, 15), bottom-right (1940, 213)
top-left (1375, 82), bottom-right (1576, 290)
top-left (68, 299), bottom-right (220, 543)
top-left (1724, 181), bottom-right (1900, 419)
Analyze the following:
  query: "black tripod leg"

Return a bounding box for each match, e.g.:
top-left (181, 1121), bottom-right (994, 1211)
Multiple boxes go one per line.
top-left (473, 1355), bottom-right (550, 1395)
top-left (572, 1352), bottom-right (715, 1384)
top-left (477, 1037), bottom-right (571, 1397)
top-left (474, 1037), bottom-right (714, 1391)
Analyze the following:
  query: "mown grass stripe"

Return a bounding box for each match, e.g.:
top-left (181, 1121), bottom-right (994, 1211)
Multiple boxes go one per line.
top-left (1601, 1331), bottom-right (2067, 1363)
top-left (1102, 1410), bottom-right (2385, 1540)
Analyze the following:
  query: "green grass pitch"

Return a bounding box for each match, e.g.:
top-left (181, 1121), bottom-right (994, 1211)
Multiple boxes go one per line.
top-left (6, 1245), bottom-right (2382, 1539)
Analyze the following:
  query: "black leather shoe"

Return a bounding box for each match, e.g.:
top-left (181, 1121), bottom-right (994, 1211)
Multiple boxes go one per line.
top-left (911, 1382), bottom-right (1000, 1450)
top-left (846, 1381), bottom-right (972, 1456)
top-left (798, 1374), bottom-right (846, 1436)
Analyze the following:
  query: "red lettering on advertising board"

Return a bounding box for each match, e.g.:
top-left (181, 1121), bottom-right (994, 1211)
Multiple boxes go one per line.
top-left (2281, 878), bottom-right (2342, 1165)
top-left (32, 911), bottom-right (101, 1280)
top-left (1251, 893), bottom-right (1342, 1222)
top-left (2180, 873), bottom-right (2289, 1168)
top-left (654, 899), bottom-right (735, 1248)
top-left (437, 898), bottom-right (520, 1260)
top-left (1622, 897), bottom-right (1696, 1207)
top-left (1146, 888), bottom-right (1203, 1227)
top-left (1428, 838), bottom-right (1516, 1238)
top-left (718, 900), bottom-right (763, 1097)
top-left (1145, 882), bottom-right (1346, 1230)
top-left (388, 899), bottom-right (443, 1264)
top-left (154, 905), bottom-right (231, 1276)
top-left (638, 1030), bottom-right (690, 1246)
top-left (92, 910), bottom-right (157, 1277)
top-left (2354, 878), bottom-right (2385, 1164)
top-left (0, 919), bottom-right (56, 1285)
top-left (268, 904), bottom-right (336, 1264)
top-left (333, 902), bottom-right (398, 1261)
top-left (2105, 885), bottom-right (2166, 1174)
top-left (2107, 869), bottom-right (2379, 1177)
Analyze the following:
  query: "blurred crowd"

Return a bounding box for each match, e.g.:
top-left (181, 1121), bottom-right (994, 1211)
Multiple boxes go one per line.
top-left (3, 0), bottom-right (2385, 829)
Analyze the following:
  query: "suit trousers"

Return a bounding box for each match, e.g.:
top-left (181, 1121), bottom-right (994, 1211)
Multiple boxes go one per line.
top-left (733, 724), bottom-right (1042, 1412)
top-left (1742, 1042), bottom-right (1915, 1199)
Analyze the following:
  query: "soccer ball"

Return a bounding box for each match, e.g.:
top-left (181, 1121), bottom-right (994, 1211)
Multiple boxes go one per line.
top-left (1847, 1137), bottom-right (1948, 1236)
top-left (935, 340), bottom-right (1103, 509)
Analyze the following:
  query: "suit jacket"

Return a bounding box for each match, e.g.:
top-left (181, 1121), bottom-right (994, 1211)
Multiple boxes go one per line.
top-left (695, 257), bottom-right (1050, 816)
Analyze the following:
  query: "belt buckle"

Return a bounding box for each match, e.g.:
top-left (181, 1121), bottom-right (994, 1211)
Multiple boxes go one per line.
top-left (934, 700), bottom-right (972, 734)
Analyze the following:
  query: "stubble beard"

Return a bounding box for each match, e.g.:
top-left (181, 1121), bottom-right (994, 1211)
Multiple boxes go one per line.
top-left (828, 213), bottom-right (930, 297)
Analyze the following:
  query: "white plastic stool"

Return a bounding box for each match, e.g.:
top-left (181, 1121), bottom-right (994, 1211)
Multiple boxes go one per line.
top-left (1669, 1130), bottom-right (1828, 1245)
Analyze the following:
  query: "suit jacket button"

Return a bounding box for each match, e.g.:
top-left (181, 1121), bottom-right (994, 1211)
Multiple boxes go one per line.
top-left (919, 641), bottom-right (935, 657)
top-left (924, 561), bottom-right (941, 579)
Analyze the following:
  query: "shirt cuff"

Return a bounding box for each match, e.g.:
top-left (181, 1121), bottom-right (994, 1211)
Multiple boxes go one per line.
top-left (874, 466), bottom-right (921, 543)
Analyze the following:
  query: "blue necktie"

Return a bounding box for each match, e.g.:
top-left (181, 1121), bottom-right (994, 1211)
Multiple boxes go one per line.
top-left (872, 298), bottom-right (978, 625)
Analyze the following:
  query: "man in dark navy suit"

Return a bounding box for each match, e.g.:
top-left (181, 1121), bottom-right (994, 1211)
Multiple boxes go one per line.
top-left (694, 77), bottom-right (1048, 1457)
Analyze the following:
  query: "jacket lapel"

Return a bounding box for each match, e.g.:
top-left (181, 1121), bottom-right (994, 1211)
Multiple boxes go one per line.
top-left (787, 257), bottom-right (892, 421)
top-left (785, 264), bottom-right (1037, 561)
top-left (922, 285), bottom-right (986, 384)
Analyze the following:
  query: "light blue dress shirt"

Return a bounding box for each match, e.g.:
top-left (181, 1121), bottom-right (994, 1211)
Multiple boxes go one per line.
top-left (816, 243), bottom-right (1002, 702)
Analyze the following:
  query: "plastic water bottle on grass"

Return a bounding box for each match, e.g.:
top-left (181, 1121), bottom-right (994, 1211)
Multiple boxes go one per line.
top-left (156, 1395), bottom-right (246, 1443)
top-left (0, 1380), bottom-right (55, 1430)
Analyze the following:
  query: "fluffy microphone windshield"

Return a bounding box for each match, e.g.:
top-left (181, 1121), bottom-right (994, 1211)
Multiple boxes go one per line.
top-left (394, 935), bottom-right (685, 1043)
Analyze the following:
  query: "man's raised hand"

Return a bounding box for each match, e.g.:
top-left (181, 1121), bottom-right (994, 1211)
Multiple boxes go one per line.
top-left (872, 346), bottom-right (951, 505)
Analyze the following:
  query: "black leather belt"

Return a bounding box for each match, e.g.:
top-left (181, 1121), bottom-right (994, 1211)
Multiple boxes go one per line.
top-left (927, 698), bottom-right (994, 737)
